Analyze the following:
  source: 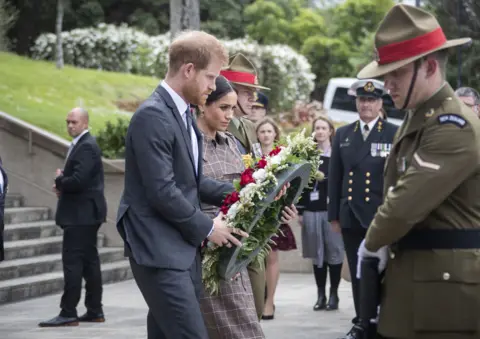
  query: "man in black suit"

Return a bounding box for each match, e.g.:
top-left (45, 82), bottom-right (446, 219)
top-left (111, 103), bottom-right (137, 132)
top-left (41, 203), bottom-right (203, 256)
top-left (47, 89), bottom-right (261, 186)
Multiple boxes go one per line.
top-left (0, 156), bottom-right (8, 262)
top-left (39, 107), bottom-right (107, 327)
top-left (116, 31), bottom-right (251, 339)
top-left (328, 80), bottom-right (398, 339)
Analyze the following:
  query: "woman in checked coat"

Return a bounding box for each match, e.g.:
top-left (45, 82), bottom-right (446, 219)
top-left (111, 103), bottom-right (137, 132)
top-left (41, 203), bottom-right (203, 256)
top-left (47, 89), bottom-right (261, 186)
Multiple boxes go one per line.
top-left (196, 75), bottom-right (265, 339)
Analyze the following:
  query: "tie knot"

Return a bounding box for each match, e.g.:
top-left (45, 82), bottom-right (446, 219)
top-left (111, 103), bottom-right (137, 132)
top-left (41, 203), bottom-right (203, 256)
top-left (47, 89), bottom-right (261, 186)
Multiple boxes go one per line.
top-left (364, 124), bottom-right (370, 131)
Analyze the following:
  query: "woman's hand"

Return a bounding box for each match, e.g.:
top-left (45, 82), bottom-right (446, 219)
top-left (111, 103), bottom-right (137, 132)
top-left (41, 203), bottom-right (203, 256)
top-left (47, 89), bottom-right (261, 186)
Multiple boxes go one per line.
top-left (280, 204), bottom-right (298, 224)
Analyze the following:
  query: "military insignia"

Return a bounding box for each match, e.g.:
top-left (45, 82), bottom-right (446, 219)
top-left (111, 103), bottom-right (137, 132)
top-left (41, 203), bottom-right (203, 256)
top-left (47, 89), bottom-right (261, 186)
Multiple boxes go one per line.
top-left (371, 143), bottom-right (378, 157)
top-left (425, 108), bottom-right (434, 117)
top-left (353, 121), bottom-right (359, 132)
top-left (364, 82), bottom-right (375, 92)
top-left (437, 114), bottom-right (467, 128)
top-left (377, 120), bottom-right (383, 132)
top-left (253, 91), bottom-right (258, 101)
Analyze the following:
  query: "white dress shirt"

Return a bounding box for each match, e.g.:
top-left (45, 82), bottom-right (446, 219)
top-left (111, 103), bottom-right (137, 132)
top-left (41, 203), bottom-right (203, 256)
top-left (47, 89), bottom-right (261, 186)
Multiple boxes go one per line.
top-left (161, 81), bottom-right (199, 174)
top-left (65, 129), bottom-right (89, 159)
top-left (160, 81), bottom-right (213, 236)
top-left (359, 116), bottom-right (380, 134)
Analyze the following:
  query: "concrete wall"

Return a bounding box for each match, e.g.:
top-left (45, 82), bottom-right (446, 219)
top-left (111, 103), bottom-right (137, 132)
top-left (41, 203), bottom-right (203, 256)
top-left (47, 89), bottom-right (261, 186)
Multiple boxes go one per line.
top-left (0, 111), bottom-right (315, 272)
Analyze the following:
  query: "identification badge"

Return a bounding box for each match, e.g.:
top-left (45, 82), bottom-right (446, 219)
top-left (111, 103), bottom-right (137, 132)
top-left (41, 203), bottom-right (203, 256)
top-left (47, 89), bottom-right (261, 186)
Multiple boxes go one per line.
top-left (310, 191), bottom-right (320, 201)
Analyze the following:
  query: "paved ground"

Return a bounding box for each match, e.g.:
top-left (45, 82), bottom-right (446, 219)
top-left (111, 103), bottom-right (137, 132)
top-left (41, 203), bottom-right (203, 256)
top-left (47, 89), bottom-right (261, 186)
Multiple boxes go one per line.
top-left (0, 273), bottom-right (354, 339)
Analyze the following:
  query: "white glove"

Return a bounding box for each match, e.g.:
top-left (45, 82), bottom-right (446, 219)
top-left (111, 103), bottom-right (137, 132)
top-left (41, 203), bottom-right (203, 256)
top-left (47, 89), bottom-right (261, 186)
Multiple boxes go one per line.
top-left (356, 239), bottom-right (388, 279)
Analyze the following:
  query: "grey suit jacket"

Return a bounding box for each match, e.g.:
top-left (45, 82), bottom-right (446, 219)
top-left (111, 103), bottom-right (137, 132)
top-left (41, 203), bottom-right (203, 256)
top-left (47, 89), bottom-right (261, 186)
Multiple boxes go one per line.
top-left (117, 85), bottom-right (234, 270)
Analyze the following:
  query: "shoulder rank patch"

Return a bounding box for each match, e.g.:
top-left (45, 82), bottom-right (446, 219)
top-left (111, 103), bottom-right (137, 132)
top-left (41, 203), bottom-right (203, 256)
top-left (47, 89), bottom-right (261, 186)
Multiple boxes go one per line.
top-left (437, 114), bottom-right (467, 128)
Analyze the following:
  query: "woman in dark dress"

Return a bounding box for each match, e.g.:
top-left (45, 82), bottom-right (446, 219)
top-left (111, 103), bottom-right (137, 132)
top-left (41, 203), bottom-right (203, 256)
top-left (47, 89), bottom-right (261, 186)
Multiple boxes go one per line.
top-left (256, 118), bottom-right (297, 320)
top-left (297, 116), bottom-right (344, 311)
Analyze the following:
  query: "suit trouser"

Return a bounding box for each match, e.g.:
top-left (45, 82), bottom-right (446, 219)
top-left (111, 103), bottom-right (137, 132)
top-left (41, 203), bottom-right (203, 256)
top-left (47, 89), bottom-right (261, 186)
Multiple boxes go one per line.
top-left (341, 226), bottom-right (367, 321)
top-left (247, 262), bottom-right (266, 319)
top-left (129, 251), bottom-right (209, 339)
top-left (60, 225), bottom-right (103, 317)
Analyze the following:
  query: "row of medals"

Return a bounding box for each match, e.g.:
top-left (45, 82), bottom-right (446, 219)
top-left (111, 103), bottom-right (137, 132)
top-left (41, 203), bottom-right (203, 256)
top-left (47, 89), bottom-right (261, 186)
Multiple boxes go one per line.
top-left (371, 143), bottom-right (392, 158)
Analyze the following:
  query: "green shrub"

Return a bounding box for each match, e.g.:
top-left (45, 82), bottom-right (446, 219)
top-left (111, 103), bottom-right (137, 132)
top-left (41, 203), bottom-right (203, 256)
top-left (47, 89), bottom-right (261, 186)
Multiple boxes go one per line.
top-left (32, 24), bottom-right (315, 112)
top-left (95, 117), bottom-right (130, 159)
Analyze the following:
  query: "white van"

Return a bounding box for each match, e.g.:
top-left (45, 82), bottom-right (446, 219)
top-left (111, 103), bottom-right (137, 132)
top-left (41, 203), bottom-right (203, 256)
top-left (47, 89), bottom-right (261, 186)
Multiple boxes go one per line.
top-left (323, 77), bottom-right (405, 126)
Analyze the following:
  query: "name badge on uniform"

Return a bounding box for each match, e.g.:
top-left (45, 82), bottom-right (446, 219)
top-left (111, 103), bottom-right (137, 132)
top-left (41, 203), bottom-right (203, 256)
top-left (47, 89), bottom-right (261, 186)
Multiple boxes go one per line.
top-left (310, 191), bottom-right (319, 201)
top-left (371, 143), bottom-right (392, 157)
top-left (340, 137), bottom-right (350, 148)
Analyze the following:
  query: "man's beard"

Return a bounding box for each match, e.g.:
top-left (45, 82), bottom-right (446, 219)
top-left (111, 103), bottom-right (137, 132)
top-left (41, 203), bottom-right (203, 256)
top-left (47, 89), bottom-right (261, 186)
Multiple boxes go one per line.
top-left (184, 81), bottom-right (208, 106)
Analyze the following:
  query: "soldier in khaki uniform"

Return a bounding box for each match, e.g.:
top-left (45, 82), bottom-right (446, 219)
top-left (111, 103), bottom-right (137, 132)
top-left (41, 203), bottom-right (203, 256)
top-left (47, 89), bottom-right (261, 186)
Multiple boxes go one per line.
top-left (221, 53), bottom-right (270, 319)
top-left (353, 4), bottom-right (479, 339)
top-left (221, 53), bottom-right (267, 155)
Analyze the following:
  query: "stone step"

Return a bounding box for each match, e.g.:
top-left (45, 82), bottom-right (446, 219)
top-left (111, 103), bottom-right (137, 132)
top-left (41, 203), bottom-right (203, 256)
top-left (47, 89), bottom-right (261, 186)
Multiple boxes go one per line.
top-left (3, 222), bottom-right (106, 247)
top-left (3, 233), bottom-right (106, 261)
top-left (3, 221), bottom-right (61, 241)
top-left (0, 247), bottom-right (125, 281)
top-left (4, 207), bottom-right (50, 225)
top-left (0, 260), bottom-right (132, 304)
top-left (3, 236), bottom-right (63, 260)
top-left (5, 194), bottom-right (23, 208)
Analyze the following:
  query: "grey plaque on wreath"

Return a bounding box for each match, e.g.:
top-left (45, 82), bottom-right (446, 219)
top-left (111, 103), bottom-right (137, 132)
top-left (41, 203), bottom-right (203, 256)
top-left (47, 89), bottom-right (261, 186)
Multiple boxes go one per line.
top-left (217, 161), bottom-right (313, 280)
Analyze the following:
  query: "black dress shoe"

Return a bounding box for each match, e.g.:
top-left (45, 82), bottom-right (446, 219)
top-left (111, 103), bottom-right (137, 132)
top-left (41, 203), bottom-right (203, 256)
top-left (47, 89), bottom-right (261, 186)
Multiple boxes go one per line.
top-left (337, 324), bottom-right (365, 339)
top-left (326, 294), bottom-right (339, 310)
top-left (261, 313), bottom-right (274, 320)
top-left (78, 312), bottom-right (105, 322)
top-left (313, 295), bottom-right (327, 311)
top-left (38, 315), bottom-right (79, 327)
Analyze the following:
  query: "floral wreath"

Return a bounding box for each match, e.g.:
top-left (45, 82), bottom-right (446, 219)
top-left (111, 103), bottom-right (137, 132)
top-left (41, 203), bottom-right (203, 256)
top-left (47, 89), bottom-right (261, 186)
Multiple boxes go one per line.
top-left (202, 129), bottom-right (323, 294)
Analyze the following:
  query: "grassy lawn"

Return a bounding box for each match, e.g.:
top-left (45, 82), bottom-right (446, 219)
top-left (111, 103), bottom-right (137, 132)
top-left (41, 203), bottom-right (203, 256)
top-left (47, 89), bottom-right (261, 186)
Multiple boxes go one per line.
top-left (0, 52), bottom-right (159, 139)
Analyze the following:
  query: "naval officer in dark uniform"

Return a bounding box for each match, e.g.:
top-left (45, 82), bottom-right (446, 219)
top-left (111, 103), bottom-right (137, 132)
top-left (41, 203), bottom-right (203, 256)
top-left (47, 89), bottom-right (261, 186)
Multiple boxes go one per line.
top-left (328, 79), bottom-right (398, 337)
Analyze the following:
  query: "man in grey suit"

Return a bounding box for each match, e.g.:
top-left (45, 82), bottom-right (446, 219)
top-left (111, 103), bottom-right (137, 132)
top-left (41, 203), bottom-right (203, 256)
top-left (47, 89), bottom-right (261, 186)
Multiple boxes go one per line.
top-left (116, 31), bottom-right (250, 339)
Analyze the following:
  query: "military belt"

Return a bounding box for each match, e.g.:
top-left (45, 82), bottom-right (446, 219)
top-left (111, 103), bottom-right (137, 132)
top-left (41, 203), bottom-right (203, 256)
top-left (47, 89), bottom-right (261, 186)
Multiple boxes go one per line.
top-left (397, 229), bottom-right (480, 250)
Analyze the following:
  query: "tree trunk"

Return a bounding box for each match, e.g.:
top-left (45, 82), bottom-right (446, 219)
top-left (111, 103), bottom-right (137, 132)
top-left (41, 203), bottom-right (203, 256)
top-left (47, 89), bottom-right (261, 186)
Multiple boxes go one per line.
top-left (55, 0), bottom-right (64, 69)
top-left (169, 0), bottom-right (200, 40)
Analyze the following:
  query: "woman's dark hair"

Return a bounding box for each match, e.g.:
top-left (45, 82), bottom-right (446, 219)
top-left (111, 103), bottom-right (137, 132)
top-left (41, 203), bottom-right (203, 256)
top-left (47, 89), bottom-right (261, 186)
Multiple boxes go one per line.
top-left (206, 75), bottom-right (234, 105)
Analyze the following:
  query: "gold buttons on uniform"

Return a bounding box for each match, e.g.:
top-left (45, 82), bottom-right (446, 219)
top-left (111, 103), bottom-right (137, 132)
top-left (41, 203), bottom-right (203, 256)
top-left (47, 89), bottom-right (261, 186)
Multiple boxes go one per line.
top-left (349, 180), bottom-right (353, 184)
top-left (443, 272), bottom-right (450, 280)
top-left (389, 251), bottom-right (395, 259)
top-left (348, 196), bottom-right (352, 201)
top-left (349, 172), bottom-right (354, 176)
top-left (366, 180), bottom-right (370, 184)
top-left (365, 188), bottom-right (370, 193)
top-left (348, 188), bottom-right (352, 192)
top-left (365, 197), bottom-right (370, 202)
top-left (366, 172), bottom-right (371, 177)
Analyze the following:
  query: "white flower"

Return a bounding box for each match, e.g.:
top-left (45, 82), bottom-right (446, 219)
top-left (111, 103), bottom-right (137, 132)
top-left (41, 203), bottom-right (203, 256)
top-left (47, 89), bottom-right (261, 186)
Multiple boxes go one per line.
top-left (253, 168), bottom-right (267, 183)
top-left (31, 24), bottom-right (315, 112)
top-left (227, 202), bottom-right (240, 219)
top-left (240, 183), bottom-right (259, 201)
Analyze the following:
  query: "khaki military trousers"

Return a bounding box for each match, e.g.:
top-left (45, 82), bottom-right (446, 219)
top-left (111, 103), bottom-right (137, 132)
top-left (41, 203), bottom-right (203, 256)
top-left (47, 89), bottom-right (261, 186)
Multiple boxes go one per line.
top-left (247, 263), bottom-right (266, 320)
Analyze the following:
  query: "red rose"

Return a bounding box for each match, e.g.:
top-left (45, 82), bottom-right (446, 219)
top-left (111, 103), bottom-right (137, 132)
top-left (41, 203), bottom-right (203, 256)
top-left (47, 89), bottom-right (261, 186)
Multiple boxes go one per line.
top-left (269, 146), bottom-right (282, 156)
top-left (240, 168), bottom-right (255, 187)
top-left (223, 191), bottom-right (240, 205)
top-left (220, 204), bottom-right (230, 215)
top-left (257, 158), bottom-right (267, 169)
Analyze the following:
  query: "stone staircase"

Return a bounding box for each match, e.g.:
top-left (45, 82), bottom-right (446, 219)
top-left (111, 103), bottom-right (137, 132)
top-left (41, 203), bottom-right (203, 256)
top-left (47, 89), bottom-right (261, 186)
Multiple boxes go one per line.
top-left (0, 193), bottom-right (132, 304)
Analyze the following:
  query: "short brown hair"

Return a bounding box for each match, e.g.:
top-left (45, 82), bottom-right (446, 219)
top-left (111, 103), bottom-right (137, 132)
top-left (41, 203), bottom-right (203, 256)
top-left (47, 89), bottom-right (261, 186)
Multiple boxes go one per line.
top-left (256, 117), bottom-right (281, 142)
top-left (168, 31), bottom-right (228, 75)
top-left (311, 115), bottom-right (335, 144)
